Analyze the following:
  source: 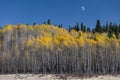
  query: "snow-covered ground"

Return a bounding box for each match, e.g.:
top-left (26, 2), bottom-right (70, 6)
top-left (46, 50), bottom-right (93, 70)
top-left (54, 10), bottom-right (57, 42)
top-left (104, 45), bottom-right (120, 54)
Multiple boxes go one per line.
top-left (0, 74), bottom-right (120, 80)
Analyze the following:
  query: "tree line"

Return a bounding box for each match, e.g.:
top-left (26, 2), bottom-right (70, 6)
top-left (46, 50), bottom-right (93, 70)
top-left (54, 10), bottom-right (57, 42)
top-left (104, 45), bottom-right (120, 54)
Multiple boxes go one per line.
top-left (69, 20), bottom-right (120, 39)
top-left (39, 19), bottom-right (120, 39)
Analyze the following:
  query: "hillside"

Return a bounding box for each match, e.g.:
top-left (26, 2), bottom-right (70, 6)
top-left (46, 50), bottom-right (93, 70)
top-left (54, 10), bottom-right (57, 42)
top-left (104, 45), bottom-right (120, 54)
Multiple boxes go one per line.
top-left (0, 24), bottom-right (120, 74)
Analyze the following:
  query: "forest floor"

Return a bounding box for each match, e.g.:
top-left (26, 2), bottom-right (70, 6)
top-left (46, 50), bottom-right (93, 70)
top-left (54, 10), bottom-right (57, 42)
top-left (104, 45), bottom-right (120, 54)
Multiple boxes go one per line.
top-left (0, 74), bottom-right (120, 80)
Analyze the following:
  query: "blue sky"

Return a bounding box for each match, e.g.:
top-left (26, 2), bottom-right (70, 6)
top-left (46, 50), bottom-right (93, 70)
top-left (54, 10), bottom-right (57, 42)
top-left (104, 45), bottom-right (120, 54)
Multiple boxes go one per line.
top-left (0, 0), bottom-right (120, 28)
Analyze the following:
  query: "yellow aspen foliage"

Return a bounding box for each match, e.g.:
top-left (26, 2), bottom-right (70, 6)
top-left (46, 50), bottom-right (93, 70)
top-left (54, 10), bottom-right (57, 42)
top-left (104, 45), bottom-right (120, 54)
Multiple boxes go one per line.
top-left (82, 32), bottom-right (92, 38)
top-left (73, 31), bottom-right (87, 46)
top-left (35, 37), bottom-right (41, 48)
top-left (1, 24), bottom-right (120, 49)
top-left (86, 39), bottom-right (97, 45)
top-left (78, 31), bottom-right (83, 37)
top-left (94, 33), bottom-right (109, 46)
top-left (109, 33), bottom-right (116, 40)
top-left (16, 24), bottom-right (27, 31)
top-left (76, 36), bottom-right (85, 46)
top-left (27, 26), bottom-right (34, 31)
top-left (56, 34), bottom-right (66, 41)
top-left (35, 35), bottom-right (52, 48)
top-left (1, 24), bottom-right (13, 32)
top-left (54, 37), bottom-right (60, 45)
top-left (70, 30), bottom-right (79, 38)
top-left (112, 34), bottom-right (116, 39)
top-left (112, 40), bottom-right (119, 47)
top-left (43, 36), bottom-right (52, 47)
top-left (26, 37), bottom-right (35, 47)
top-left (63, 41), bottom-right (70, 48)
top-left (55, 31), bottom-right (76, 48)
top-left (26, 39), bottom-right (33, 47)
top-left (67, 36), bottom-right (77, 46)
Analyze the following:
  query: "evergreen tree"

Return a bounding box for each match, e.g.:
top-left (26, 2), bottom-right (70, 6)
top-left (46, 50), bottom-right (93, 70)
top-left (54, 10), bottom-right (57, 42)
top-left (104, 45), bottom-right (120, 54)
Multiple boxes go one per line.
top-left (105, 22), bottom-right (109, 32)
top-left (47, 19), bottom-right (51, 25)
top-left (119, 24), bottom-right (120, 32)
top-left (115, 25), bottom-right (119, 39)
top-left (68, 25), bottom-right (71, 32)
top-left (58, 24), bottom-right (63, 28)
top-left (109, 22), bottom-right (113, 31)
top-left (26, 24), bottom-right (29, 26)
top-left (87, 27), bottom-right (91, 32)
top-left (103, 25), bottom-right (106, 32)
top-left (83, 26), bottom-right (86, 32)
top-left (92, 28), bottom-right (95, 33)
top-left (74, 25), bottom-right (77, 31)
top-left (76, 22), bottom-right (79, 31)
top-left (43, 21), bottom-right (46, 24)
top-left (81, 22), bottom-right (84, 31)
top-left (33, 22), bottom-right (37, 25)
top-left (112, 24), bottom-right (115, 32)
top-left (95, 20), bottom-right (103, 33)
top-left (108, 29), bottom-right (114, 38)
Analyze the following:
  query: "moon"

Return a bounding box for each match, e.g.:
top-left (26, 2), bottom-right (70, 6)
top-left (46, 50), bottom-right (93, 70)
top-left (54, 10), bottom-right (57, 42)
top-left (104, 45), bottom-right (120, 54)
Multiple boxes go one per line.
top-left (81, 6), bottom-right (85, 11)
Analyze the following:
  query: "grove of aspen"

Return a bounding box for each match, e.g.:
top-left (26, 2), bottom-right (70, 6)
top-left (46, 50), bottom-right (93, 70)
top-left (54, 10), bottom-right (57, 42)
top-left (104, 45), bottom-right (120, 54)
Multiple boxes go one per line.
top-left (0, 21), bottom-right (120, 74)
